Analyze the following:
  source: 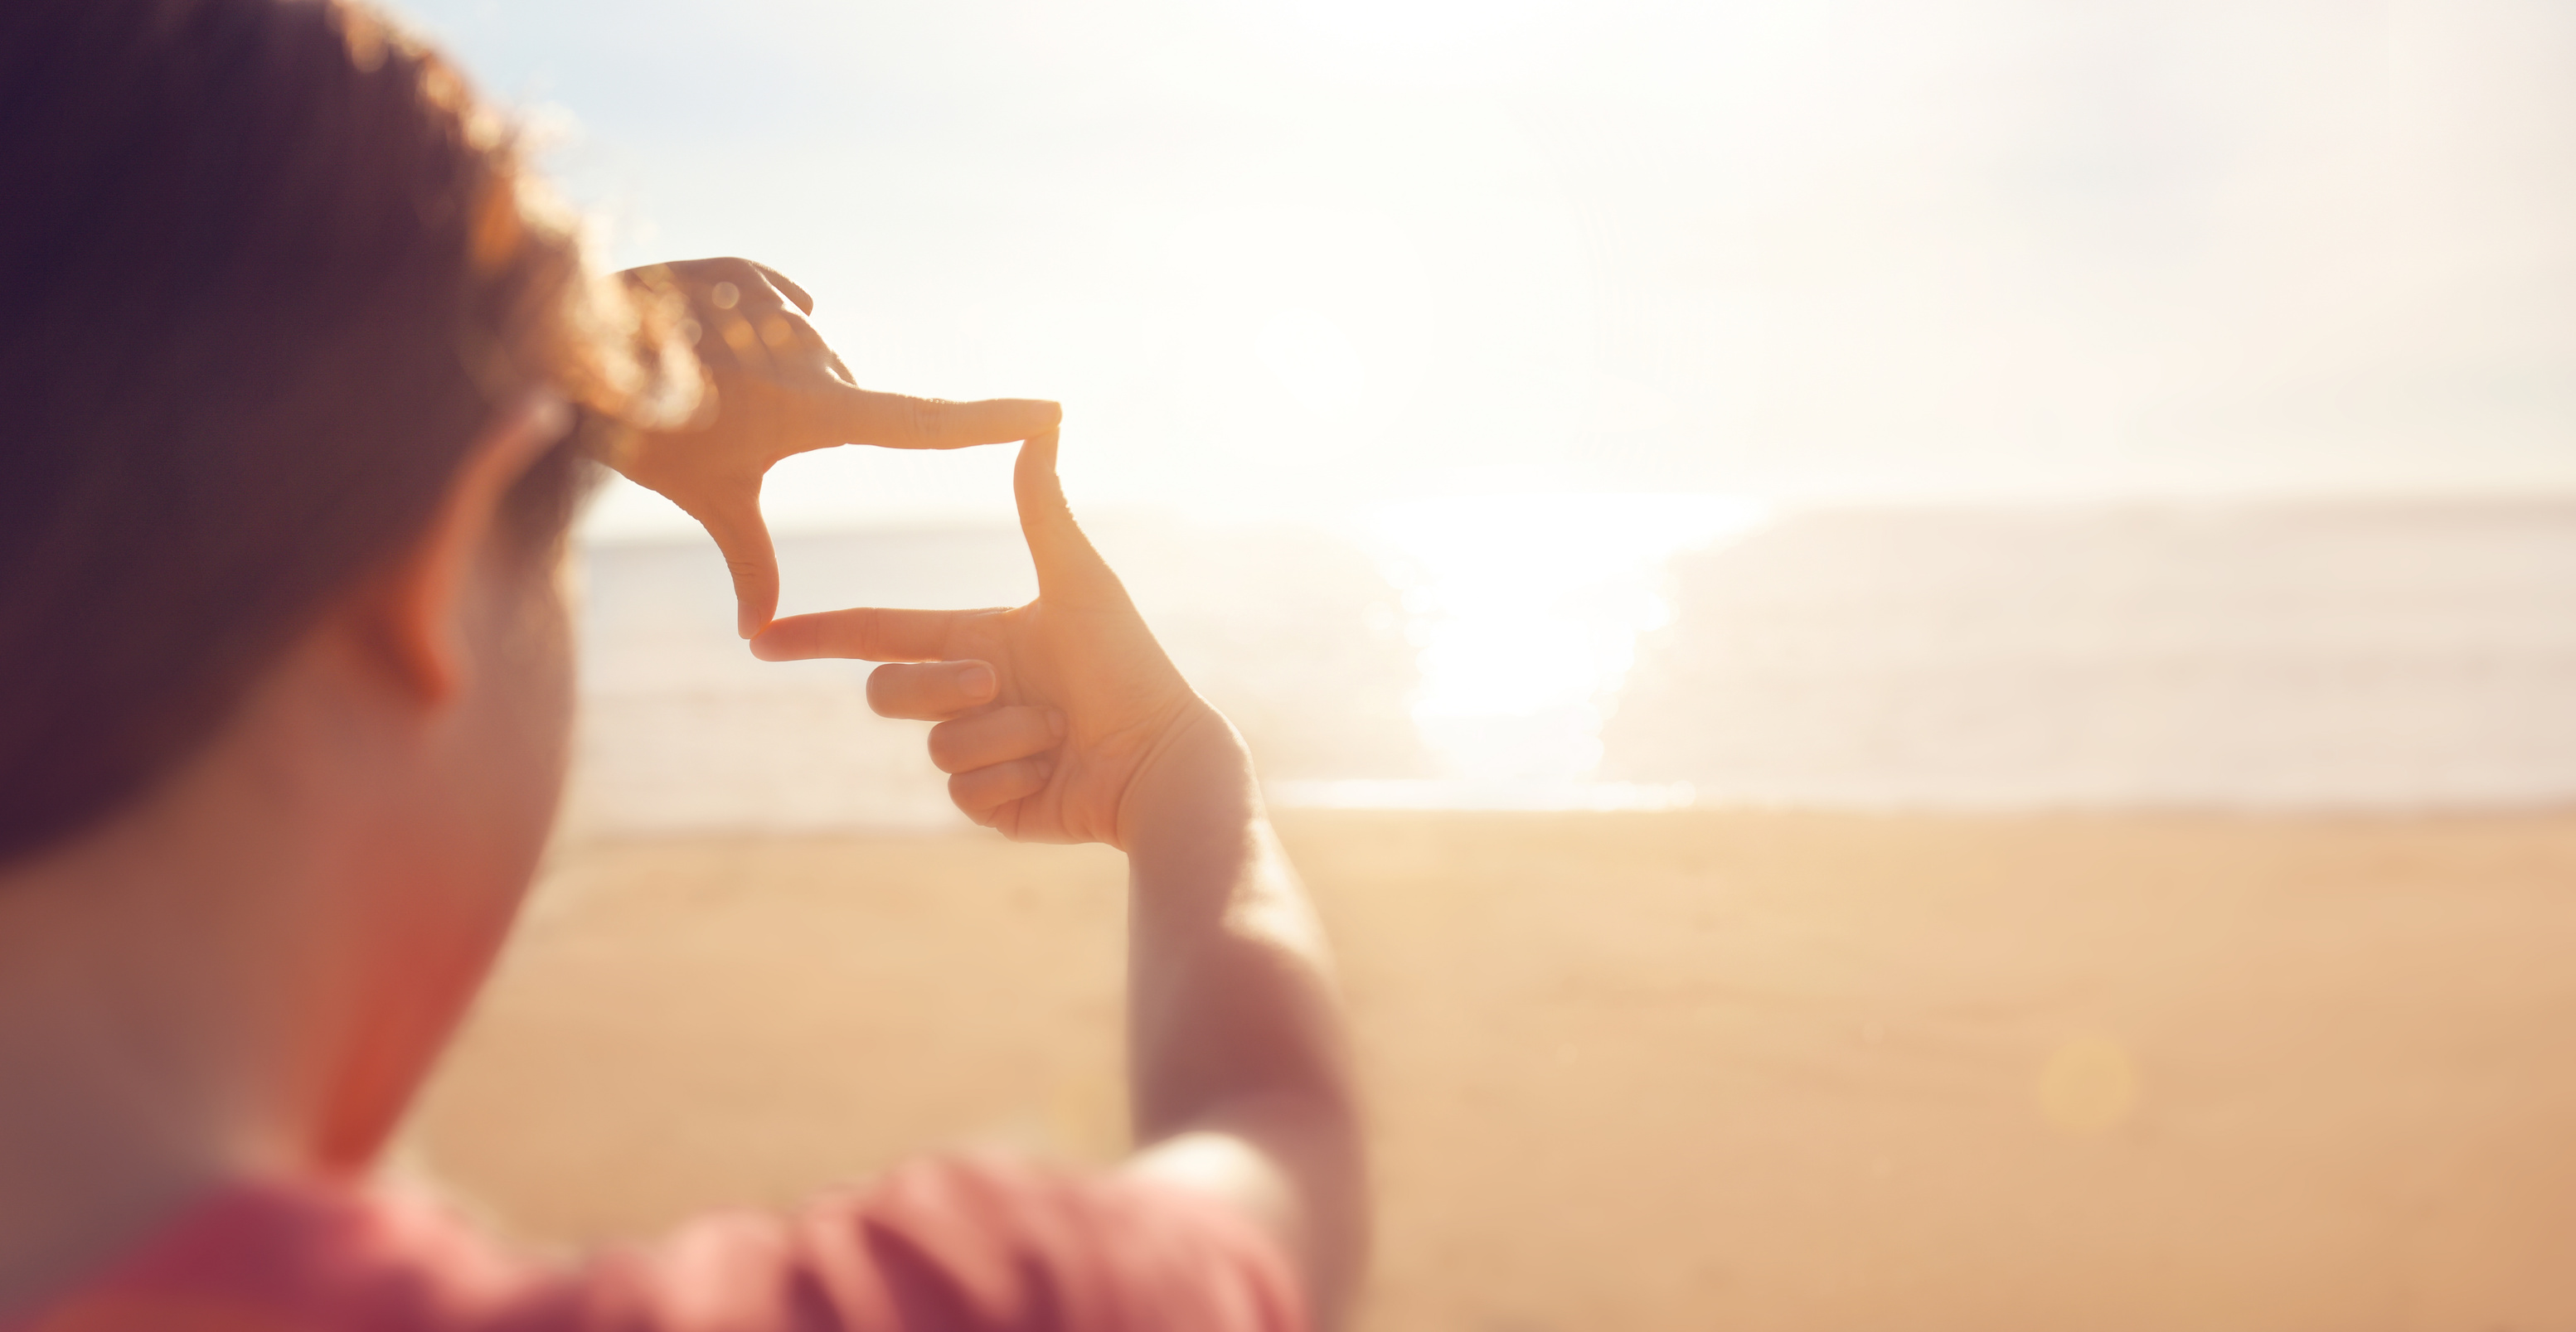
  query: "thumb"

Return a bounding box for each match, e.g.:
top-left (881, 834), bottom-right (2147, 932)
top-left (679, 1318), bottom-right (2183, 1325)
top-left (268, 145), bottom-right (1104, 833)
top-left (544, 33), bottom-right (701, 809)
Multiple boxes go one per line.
top-left (1011, 430), bottom-right (1120, 606)
top-left (688, 487), bottom-right (781, 638)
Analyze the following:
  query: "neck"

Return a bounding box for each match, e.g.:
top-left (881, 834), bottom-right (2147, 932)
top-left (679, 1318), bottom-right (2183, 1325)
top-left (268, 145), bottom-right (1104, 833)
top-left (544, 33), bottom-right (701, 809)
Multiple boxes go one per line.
top-left (0, 698), bottom-right (361, 1314)
top-left (0, 600), bottom-right (558, 1315)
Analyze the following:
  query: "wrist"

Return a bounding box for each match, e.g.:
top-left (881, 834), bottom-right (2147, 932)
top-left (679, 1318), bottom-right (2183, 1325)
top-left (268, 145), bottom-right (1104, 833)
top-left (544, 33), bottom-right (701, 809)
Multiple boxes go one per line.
top-left (1116, 700), bottom-right (1265, 859)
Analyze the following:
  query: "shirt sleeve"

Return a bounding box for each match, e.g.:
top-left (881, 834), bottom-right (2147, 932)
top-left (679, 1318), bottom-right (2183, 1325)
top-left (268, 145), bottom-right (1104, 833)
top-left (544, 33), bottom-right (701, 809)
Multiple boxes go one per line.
top-left (570, 1153), bottom-right (1308, 1332)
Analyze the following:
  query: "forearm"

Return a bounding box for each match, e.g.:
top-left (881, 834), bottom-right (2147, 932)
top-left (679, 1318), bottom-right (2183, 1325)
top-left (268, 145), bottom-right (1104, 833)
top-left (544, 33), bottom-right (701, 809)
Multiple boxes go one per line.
top-left (1119, 707), bottom-right (1365, 1317)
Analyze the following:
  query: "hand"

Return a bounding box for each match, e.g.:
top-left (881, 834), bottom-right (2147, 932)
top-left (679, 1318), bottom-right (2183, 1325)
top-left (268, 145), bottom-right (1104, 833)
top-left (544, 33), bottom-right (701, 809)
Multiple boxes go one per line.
top-left (612, 258), bottom-right (1060, 637)
top-left (749, 432), bottom-right (1227, 846)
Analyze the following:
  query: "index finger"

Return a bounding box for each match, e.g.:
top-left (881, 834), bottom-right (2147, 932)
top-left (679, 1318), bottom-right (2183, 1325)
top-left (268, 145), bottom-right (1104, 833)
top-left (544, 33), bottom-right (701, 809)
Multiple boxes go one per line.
top-left (832, 386), bottom-right (1062, 451)
top-left (750, 606), bottom-right (985, 662)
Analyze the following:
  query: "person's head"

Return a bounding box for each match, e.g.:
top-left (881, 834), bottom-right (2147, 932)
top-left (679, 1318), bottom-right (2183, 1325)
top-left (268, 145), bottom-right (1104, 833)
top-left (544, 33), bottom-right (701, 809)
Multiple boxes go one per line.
top-left (0, 0), bottom-right (688, 1165)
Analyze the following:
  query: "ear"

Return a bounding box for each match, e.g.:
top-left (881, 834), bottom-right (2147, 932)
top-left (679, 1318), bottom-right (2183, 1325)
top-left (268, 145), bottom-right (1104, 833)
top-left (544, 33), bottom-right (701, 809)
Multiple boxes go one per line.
top-left (353, 390), bottom-right (574, 705)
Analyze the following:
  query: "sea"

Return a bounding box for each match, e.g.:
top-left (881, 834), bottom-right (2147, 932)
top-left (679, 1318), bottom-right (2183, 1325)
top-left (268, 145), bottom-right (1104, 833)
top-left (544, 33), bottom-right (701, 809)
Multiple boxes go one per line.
top-left (565, 496), bottom-right (2576, 836)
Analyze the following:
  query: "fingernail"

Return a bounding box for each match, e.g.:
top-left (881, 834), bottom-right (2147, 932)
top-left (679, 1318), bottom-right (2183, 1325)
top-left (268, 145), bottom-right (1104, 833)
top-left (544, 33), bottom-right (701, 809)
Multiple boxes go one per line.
top-left (959, 663), bottom-right (996, 700)
top-left (1047, 710), bottom-right (1068, 740)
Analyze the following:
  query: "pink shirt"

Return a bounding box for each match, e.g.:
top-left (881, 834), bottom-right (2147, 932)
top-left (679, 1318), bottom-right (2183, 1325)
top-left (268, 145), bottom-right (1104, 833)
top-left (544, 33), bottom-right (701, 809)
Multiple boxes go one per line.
top-left (7, 1154), bottom-right (1305, 1332)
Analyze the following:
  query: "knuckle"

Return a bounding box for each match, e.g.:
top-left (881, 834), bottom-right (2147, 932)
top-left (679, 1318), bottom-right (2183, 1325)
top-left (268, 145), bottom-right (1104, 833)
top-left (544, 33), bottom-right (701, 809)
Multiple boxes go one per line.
top-left (906, 396), bottom-right (951, 441)
top-left (846, 608), bottom-right (886, 655)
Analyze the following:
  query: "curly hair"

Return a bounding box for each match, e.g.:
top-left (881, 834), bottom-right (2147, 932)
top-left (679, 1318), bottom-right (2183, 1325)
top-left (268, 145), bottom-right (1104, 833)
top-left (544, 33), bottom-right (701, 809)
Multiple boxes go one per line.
top-left (0, 0), bottom-right (696, 863)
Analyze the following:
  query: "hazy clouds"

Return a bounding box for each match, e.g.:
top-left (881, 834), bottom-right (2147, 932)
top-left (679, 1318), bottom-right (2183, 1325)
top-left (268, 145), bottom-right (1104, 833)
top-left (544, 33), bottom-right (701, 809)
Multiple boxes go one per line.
top-left (397, 0), bottom-right (2576, 528)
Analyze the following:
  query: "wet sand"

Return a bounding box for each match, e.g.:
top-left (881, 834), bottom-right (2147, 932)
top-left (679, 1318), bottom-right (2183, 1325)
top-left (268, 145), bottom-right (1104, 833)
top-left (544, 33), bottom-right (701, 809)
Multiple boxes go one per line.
top-left (411, 811), bottom-right (2576, 1330)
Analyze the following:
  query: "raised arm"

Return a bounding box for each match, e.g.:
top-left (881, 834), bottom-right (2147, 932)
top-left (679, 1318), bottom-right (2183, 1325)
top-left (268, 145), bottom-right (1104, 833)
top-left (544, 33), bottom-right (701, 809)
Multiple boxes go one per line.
top-left (1113, 700), bottom-right (1367, 1327)
top-left (749, 434), bottom-right (1367, 1325)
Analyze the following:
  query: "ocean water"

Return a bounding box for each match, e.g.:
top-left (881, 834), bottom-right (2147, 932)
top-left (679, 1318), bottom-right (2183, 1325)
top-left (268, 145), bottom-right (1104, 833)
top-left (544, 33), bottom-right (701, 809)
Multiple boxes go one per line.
top-left (567, 517), bottom-right (1424, 835)
top-left (566, 497), bottom-right (2576, 834)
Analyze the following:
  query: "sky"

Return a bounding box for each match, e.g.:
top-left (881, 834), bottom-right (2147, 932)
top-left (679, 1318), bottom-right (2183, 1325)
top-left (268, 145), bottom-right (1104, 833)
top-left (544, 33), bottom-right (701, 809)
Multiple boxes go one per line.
top-left (388, 0), bottom-right (2576, 536)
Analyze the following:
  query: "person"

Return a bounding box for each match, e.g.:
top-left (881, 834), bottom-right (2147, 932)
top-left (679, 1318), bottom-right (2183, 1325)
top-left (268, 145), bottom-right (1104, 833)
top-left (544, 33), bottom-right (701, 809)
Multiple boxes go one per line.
top-left (0, 2), bottom-right (1366, 1330)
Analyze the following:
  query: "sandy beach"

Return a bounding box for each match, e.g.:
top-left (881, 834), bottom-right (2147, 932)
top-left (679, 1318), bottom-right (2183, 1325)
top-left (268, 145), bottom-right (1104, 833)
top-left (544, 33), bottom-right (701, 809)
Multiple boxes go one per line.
top-left (410, 810), bottom-right (2576, 1330)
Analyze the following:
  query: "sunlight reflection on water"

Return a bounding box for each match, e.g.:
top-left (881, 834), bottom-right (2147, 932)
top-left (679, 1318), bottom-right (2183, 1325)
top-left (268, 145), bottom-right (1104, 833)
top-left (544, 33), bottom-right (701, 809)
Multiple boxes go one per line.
top-left (1366, 493), bottom-right (1770, 787)
top-left (570, 496), bottom-right (2576, 833)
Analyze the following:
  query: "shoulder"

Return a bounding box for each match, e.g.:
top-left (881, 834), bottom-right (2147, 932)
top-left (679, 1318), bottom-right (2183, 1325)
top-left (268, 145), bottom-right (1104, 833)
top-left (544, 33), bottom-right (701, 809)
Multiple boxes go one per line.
top-left (8, 1178), bottom-right (550, 1332)
top-left (588, 1152), bottom-right (1306, 1332)
top-left (12, 1159), bottom-right (1306, 1332)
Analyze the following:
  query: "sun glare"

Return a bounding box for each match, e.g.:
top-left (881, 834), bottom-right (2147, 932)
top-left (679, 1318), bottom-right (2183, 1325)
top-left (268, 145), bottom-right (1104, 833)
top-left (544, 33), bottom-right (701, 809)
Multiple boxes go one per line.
top-left (1255, 308), bottom-right (1369, 419)
top-left (1369, 493), bottom-right (1767, 788)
